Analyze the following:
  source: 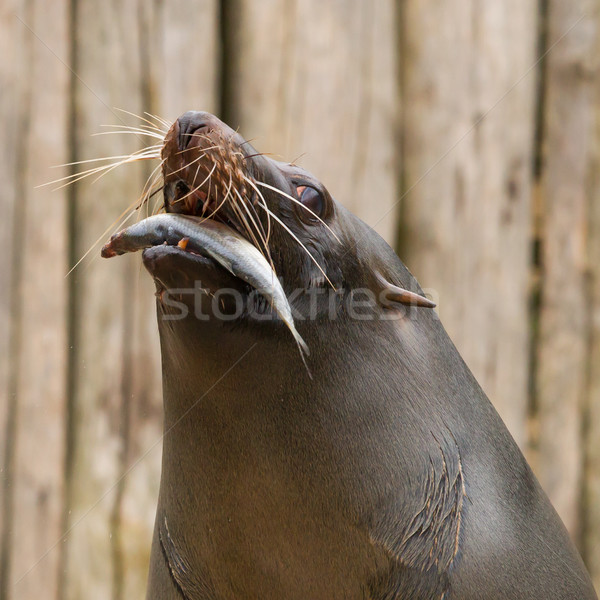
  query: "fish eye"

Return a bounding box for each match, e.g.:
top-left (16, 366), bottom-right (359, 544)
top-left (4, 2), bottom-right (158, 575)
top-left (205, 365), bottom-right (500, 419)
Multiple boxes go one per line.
top-left (296, 185), bottom-right (324, 221)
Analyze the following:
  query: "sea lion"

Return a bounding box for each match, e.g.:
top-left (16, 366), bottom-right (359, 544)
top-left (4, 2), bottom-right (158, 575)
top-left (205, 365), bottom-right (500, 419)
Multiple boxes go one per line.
top-left (103, 111), bottom-right (598, 599)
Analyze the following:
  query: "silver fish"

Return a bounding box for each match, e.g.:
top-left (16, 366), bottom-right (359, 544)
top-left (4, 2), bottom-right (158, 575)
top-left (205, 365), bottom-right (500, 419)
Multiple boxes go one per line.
top-left (101, 214), bottom-right (309, 357)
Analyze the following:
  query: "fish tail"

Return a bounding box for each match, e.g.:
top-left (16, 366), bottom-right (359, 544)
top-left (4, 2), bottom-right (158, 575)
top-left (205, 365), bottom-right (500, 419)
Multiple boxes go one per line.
top-left (290, 327), bottom-right (312, 379)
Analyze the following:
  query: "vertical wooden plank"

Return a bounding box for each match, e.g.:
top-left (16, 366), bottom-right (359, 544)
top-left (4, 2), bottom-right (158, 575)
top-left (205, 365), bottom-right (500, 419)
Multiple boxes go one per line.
top-left (585, 110), bottom-right (600, 588)
top-left (150, 0), bottom-right (220, 120)
top-left (0, 0), bottom-right (70, 598)
top-left (0, 2), bottom-right (21, 593)
top-left (224, 0), bottom-right (399, 244)
top-left (536, 0), bottom-right (597, 537)
top-left (64, 1), bottom-right (145, 598)
top-left (584, 108), bottom-right (600, 587)
top-left (400, 0), bottom-right (538, 447)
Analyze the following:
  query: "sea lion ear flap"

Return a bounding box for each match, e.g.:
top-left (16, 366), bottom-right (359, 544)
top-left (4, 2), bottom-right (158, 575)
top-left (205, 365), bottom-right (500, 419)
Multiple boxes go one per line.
top-left (375, 271), bottom-right (437, 309)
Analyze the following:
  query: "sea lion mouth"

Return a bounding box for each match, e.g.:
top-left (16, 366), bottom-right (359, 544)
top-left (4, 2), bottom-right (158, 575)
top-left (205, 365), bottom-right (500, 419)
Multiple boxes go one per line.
top-left (141, 243), bottom-right (233, 292)
top-left (103, 111), bottom-right (272, 288)
top-left (101, 213), bottom-right (309, 355)
top-left (114, 216), bottom-right (310, 356)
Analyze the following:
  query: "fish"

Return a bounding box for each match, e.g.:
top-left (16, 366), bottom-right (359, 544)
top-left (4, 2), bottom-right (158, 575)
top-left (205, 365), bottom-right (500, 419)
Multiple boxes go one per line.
top-left (101, 214), bottom-right (309, 358)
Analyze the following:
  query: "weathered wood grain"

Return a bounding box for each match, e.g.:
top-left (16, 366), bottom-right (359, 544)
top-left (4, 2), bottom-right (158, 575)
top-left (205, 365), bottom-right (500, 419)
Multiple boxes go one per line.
top-left (0, 3), bottom-right (21, 595)
top-left (0, 1), bottom-right (69, 599)
top-left (585, 111), bottom-right (600, 588)
top-left (63, 1), bottom-right (146, 599)
top-left (536, 0), bottom-right (597, 537)
top-left (149, 0), bottom-right (220, 122)
top-left (224, 0), bottom-right (399, 244)
top-left (399, 0), bottom-right (538, 448)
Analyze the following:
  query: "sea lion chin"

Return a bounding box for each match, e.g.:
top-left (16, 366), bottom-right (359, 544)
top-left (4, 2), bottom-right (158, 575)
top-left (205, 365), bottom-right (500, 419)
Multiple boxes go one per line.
top-left (103, 111), bottom-right (597, 600)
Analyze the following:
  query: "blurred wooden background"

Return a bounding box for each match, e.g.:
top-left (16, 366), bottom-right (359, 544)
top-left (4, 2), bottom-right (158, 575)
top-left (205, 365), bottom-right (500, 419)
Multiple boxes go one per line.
top-left (0, 0), bottom-right (599, 598)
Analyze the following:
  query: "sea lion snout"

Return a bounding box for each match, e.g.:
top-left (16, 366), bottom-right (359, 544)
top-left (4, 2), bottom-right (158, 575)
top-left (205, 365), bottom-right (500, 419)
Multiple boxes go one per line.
top-left (176, 110), bottom-right (213, 150)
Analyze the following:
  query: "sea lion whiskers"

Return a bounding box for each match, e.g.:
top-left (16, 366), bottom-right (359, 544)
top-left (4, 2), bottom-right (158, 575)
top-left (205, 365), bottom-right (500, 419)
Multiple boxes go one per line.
top-left (137, 157), bottom-right (167, 210)
top-left (233, 184), bottom-right (271, 251)
top-left (204, 154), bottom-right (274, 255)
top-left (46, 151), bottom-right (161, 191)
top-left (241, 175), bottom-right (273, 246)
top-left (174, 143), bottom-right (221, 157)
top-left (208, 175), bottom-right (234, 218)
top-left (252, 179), bottom-right (341, 244)
top-left (151, 189), bottom-right (165, 216)
top-left (166, 151), bottom-right (214, 187)
top-left (289, 151), bottom-right (307, 166)
top-left (49, 145), bottom-right (162, 169)
top-left (67, 200), bottom-right (141, 276)
top-left (225, 178), bottom-right (268, 260)
top-left (242, 175), bottom-right (335, 285)
top-left (191, 164), bottom-right (204, 213)
top-left (242, 152), bottom-right (275, 161)
top-left (113, 107), bottom-right (170, 134)
top-left (199, 163), bottom-right (250, 244)
top-left (144, 181), bottom-right (165, 219)
top-left (95, 125), bottom-right (166, 141)
top-left (170, 162), bottom-right (218, 211)
top-left (145, 185), bottom-right (164, 216)
top-left (232, 186), bottom-right (274, 270)
top-left (254, 201), bottom-right (336, 290)
top-left (87, 149), bottom-right (162, 187)
top-left (144, 111), bottom-right (171, 130)
top-left (207, 149), bottom-right (267, 244)
top-left (42, 144), bottom-right (161, 187)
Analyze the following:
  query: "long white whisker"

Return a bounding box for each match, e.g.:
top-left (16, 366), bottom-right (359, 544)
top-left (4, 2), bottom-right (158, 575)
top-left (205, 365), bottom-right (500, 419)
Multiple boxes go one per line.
top-left (137, 158), bottom-right (166, 209)
top-left (254, 180), bottom-right (341, 243)
top-left (67, 205), bottom-right (139, 277)
top-left (152, 188), bottom-right (165, 216)
top-left (204, 177), bottom-right (233, 220)
top-left (113, 108), bottom-right (170, 133)
top-left (173, 162), bottom-right (217, 208)
top-left (99, 123), bottom-right (165, 135)
top-left (174, 143), bottom-right (220, 157)
top-left (255, 203), bottom-right (335, 290)
top-left (228, 183), bottom-right (264, 256)
top-left (242, 177), bottom-right (272, 244)
top-left (44, 153), bottom-right (160, 191)
top-left (94, 129), bottom-right (165, 141)
top-left (45, 146), bottom-right (162, 171)
top-left (233, 187), bottom-right (273, 269)
top-left (144, 111), bottom-right (171, 130)
top-left (144, 183), bottom-right (163, 219)
top-left (89, 152), bottom-right (161, 186)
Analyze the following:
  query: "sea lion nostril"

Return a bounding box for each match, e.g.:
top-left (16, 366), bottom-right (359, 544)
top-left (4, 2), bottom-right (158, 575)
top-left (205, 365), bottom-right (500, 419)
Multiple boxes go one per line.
top-left (177, 111), bottom-right (211, 150)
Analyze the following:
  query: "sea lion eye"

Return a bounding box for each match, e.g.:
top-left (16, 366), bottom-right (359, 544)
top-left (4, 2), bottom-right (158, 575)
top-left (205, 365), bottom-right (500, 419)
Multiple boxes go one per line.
top-left (296, 185), bottom-right (324, 221)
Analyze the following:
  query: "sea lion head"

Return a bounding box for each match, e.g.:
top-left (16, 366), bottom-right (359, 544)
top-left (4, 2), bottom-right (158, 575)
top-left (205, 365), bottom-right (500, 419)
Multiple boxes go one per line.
top-left (143, 111), bottom-right (433, 343)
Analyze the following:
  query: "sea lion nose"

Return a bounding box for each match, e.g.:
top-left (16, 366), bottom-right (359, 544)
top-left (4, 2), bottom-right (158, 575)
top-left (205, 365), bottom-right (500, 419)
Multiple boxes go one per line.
top-left (177, 111), bottom-right (212, 150)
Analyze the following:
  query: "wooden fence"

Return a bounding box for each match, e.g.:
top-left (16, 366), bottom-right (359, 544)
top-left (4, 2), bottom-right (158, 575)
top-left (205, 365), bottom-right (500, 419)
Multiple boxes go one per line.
top-left (0, 0), bottom-right (598, 598)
